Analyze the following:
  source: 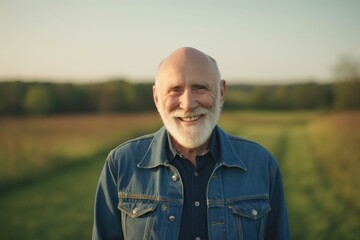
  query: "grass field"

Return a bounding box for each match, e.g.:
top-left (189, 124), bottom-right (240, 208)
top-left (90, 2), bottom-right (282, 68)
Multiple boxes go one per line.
top-left (0, 111), bottom-right (359, 239)
top-left (0, 113), bottom-right (162, 189)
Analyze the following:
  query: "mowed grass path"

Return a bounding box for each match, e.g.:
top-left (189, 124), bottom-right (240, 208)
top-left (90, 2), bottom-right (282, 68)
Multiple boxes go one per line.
top-left (0, 111), bottom-right (359, 239)
top-left (281, 126), bottom-right (359, 240)
top-left (0, 156), bottom-right (103, 239)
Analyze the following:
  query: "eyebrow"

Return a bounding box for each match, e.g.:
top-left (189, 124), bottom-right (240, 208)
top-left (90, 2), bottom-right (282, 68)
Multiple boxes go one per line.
top-left (167, 82), bottom-right (211, 89)
top-left (192, 83), bottom-right (210, 89)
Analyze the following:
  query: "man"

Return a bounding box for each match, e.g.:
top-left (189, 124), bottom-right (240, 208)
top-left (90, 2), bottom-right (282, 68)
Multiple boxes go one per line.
top-left (93, 47), bottom-right (290, 239)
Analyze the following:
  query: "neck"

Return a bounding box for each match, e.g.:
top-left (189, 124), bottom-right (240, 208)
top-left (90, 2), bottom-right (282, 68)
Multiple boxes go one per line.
top-left (170, 136), bottom-right (210, 165)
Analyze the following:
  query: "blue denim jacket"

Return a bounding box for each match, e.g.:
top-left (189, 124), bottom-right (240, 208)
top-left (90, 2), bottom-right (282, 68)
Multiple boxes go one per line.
top-left (93, 126), bottom-right (290, 240)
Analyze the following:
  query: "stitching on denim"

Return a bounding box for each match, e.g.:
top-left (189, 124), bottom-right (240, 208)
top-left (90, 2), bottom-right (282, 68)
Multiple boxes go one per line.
top-left (118, 192), bottom-right (183, 205)
top-left (208, 194), bottom-right (269, 206)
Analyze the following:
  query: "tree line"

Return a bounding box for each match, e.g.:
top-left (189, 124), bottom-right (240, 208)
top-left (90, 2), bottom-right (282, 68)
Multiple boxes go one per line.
top-left (1, 55), bottom-right (359, 115)
top-left (0, 77), bottom-right (359, 116)
top-left (0, 80), bottom-right (153, 115)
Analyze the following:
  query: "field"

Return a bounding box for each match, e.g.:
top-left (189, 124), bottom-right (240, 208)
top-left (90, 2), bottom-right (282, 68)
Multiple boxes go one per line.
top-left (0, 111), bottom-right (359, 239)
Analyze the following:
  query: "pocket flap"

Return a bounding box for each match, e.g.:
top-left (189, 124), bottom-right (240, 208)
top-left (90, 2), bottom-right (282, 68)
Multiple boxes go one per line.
top-left (118, 198), bottom-right (157, 218)
top-left (230, 199), bottom-right (271, 220)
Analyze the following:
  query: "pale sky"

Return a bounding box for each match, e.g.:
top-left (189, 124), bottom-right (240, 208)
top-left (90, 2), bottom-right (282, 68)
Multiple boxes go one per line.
top-left (1, 0), bottom-right (359, 84)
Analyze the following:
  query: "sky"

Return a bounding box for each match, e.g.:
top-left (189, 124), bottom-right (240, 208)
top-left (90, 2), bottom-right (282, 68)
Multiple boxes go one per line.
top-left (1, 0), bottom-right (359, 84)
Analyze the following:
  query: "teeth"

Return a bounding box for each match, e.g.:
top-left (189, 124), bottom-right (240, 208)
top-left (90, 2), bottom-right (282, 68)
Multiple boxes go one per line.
top-left (181, 115), bottom-right (200, 121)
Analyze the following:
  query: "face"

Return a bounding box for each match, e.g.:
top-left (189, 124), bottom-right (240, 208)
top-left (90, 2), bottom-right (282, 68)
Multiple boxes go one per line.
top-left (153, 48), bottom-right (226, 149)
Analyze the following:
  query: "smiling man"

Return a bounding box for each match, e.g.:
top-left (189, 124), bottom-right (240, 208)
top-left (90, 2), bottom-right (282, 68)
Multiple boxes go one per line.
top-left (93, 47), bottom-right (290, 240)
top-left (153, 48), bottom-right (225, 163)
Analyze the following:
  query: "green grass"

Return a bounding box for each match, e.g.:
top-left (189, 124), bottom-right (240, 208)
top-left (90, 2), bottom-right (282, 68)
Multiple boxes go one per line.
top-left (0, 153), bottom-right (103, 239)
top-left (281, 126), bottom-right (359, 240)
top-left (0, 113), bottom-right (162, 185)
top-left (1, 111), bottom-right (359, 240)
top-left (308, 112), bottom-right (360, 212)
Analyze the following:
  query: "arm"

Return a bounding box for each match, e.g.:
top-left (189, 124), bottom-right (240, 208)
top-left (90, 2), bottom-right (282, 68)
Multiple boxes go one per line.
top-left (92, 154), bottom-right (123, 240)
top-left (266, 165), bottom-right (290, 240)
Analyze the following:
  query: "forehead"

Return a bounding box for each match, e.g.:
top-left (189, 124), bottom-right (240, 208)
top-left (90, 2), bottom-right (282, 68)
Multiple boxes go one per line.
top-left (156, 54), bottom-right (219, 89)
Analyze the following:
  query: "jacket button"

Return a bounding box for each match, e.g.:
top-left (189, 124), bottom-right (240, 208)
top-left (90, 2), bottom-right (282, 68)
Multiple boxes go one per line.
top-left (252, 209), bottom-right (258, 216)
top-left (132, 208), bottom-right (139, 214)
top-left (169, 215), bottom-right (176, 222)
top-left (172, 175), bottom-right (178, 181)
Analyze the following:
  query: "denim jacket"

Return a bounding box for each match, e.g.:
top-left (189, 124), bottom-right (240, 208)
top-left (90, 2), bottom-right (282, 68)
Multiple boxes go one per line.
top-left (93, 126), bottom-right (290, 240)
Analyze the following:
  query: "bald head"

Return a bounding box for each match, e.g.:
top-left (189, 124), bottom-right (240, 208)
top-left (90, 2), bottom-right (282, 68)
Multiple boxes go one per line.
top-left (153, 47), bottom-right (226, 151)
top-left (155, 47), bottom-right (221, 85)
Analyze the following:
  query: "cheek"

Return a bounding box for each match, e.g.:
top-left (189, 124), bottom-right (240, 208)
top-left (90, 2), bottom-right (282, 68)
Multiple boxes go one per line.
top-left (198, 94), bottom-right (216, 109)
top-left (163, 96), bottom-right (179, 113)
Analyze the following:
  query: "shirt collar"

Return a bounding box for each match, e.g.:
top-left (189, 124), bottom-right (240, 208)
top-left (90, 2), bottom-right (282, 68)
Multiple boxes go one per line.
top-left (137, 125), bottom-right (247, 171)
top-left (165, 129), bottom-right (220, 163)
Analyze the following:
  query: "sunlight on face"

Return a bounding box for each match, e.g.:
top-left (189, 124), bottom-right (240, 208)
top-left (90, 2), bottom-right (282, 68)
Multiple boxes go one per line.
top-left (154, 48), bottom-right (225, 149)
top-left (157, 86), bottom-right (222, 149)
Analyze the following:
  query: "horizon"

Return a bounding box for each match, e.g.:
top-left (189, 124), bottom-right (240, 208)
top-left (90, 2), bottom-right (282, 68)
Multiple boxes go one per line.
top-left (1, 1), bottom-right (359, 84)
top-left (0, 76), bottom-right (334, 86)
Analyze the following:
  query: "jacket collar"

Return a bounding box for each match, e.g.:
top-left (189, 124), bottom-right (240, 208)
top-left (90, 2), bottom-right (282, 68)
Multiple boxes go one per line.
top-left (137, 125), bottom-right (247, 171)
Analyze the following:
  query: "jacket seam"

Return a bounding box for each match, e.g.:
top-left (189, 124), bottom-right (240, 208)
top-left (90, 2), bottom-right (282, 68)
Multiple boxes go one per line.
top-left (118, 193), bottom-right (183, 205)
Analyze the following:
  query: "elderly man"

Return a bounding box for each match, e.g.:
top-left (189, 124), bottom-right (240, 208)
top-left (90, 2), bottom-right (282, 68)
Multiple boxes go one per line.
top-left (93, 47), bottom-right (290, 239)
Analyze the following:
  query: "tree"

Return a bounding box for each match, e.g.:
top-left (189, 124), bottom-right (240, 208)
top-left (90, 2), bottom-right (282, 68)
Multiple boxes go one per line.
top-left (333, 56), bottom-right (360, 109)
top-left (98, 80), bottom-right (136, 112)
top-left (272, 85), bottom-right (290, 109)
top-left (23, 85), bottom-right (55, 115)
top-left (295, 82), bottom-right (321, 109)
top-left (0, 81), bottom-right (27, 115)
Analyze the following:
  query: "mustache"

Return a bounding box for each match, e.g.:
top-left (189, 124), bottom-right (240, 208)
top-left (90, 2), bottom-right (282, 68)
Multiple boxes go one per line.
top-left (171, 108), bottom-right (208, 118)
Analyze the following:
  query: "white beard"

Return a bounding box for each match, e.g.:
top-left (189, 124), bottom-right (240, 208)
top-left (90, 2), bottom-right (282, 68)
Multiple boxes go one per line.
top-left (158, 94), bottom-right (222, 149)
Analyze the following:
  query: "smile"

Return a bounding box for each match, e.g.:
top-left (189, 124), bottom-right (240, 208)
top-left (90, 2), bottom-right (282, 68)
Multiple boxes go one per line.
top-left (177, 115), bottom-right (203, 122)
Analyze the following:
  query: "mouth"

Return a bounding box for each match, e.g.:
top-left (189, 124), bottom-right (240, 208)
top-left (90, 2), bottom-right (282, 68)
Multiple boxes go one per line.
top-left (177, 114), bottom-right (204, 122)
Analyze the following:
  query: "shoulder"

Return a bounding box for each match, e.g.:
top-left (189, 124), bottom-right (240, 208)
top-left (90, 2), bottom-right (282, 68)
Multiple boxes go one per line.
top-left (227, 132), bottom-right (281, 178)
top-left (110, 133), bottom-right (155, 156)
top-left (107, 132), bottom-right (156, 164)
top-left (105, 127), bottom-right (169, 171)
top-left (216, 126), bottom-right (273, 157)
top-left (227, 133), bottom-right (272, 156)
top-left (116, 132), bottom-right (155, 151)
top-left (216, 127), bottom-right (279, 169)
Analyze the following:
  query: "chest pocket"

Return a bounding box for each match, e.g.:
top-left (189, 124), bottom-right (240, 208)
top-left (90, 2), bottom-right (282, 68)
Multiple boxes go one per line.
top-left (119, 198), bottom-right (157, 218)
top-left (229, 198), bottom-right (271, 240)
top-left (118, 197), bottom-right (158, 239)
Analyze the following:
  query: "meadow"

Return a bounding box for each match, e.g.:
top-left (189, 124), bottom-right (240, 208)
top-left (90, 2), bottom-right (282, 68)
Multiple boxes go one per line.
top-left (0, 111), bottom-right (359, 239)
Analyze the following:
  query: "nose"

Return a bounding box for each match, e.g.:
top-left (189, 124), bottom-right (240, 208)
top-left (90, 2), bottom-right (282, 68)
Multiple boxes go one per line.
top-left (179, 89), bottom-right (198, 111)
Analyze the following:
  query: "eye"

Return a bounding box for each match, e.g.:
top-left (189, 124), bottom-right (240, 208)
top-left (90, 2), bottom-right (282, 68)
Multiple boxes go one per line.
top-left (168, 86), bottom-right (182, 96)
top-left (193, 84), bottom-right (208, 93)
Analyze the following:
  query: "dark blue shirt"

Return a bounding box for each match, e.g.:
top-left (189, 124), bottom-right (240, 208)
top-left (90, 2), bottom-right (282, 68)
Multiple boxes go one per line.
top-left (166, 132), bottom-right (218, 240)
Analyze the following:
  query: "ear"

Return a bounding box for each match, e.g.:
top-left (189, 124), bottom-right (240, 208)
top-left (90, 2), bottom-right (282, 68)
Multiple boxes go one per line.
top-left (220, 79), bottom-right (227, 105)
top-left (153, 84), bottom-right (160, 111)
